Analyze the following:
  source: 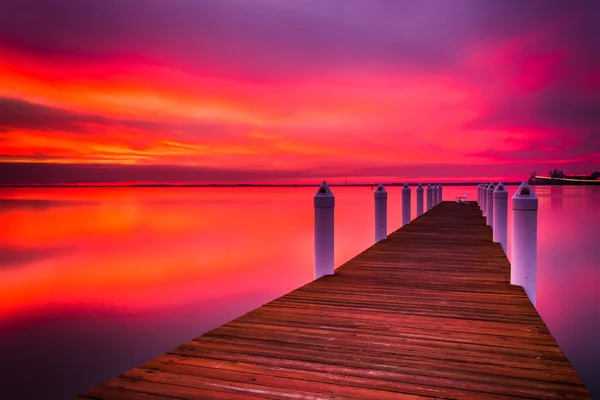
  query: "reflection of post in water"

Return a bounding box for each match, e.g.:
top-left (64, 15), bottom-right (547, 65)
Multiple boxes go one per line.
top-left (551, 185), bottom-right (563, 209)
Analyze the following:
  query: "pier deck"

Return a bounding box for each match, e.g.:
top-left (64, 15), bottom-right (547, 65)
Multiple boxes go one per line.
top-left (78, 202), bottom-right (590, 399)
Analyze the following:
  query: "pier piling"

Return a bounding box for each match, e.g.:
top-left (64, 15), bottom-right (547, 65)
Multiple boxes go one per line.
top-left (374, 184), bottom-right (387, 243)
top-left (416, 184), bottom-right (424, 217)
top-left (493, 183), bottom-right (508, 253)
top-left (511, 181), bottom-right (538, 307)
top-left (482, 183), bottom-right (489, 217)
top-left (401, 183), bottom-right (411, 227)
top-left (486, 183), bottom-right (495, 228)
top-left (314, 180), bottom-right (335, 278)
top-left (426, 184), bottom-right (433, 211)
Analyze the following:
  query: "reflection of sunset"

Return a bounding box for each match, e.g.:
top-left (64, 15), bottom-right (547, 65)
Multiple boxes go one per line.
top-left (3, 204), bottom-right (139, 244)
top-left (1, 185), bottom-right (598, 398)
top-left (0, 187), bottom-right (325, 318)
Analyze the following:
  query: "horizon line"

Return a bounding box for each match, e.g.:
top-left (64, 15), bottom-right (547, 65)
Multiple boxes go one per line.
top-left (0, 181), bottom-right (524, 188)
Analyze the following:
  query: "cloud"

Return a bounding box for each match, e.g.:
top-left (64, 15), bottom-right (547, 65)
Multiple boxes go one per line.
top-left (0, 160), bottom-right (584, 185)
top-left (0, 0), bottom-right (598, 182)
top-left (0, 162), bottom-right (322, 185)
top-left (0, 96), bottom-right (239, 143)
top-left (2, 0), bottom-right (597, 82)
top-left (0, 97), bottom-right (111, 133)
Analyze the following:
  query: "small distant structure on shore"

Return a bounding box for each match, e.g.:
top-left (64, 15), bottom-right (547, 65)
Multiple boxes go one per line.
top-left (528, 169), bottom-right (599, 185)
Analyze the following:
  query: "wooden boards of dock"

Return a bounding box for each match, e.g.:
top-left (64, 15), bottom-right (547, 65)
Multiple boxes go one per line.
top-left (78, 202), bottom-right (590, 399)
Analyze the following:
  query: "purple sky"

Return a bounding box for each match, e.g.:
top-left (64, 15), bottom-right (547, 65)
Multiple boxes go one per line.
top-left (0, 0), bottom-right (598, 184)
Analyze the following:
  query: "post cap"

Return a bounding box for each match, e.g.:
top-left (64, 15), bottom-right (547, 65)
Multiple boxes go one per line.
top-left (493, 181), bottom-right (508, 198)
top-left (494, 182), bottom-right (507, 192)
top-left (512, 181), bottom-right (538, 210)
top-left (314, 180), bottom-right (335, 207)
top-left (487, 183), bottom-right (495, 191)
top-left (374, 183), bottom-right (387, 199)
top-left (402, 183), bottom-right (411, 193)
top-left (315, 180), bottom-right (333, 196)
top-left (417, 183), bottom-right (423, 189)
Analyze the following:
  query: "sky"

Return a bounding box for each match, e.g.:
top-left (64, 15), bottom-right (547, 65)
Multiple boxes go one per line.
top-left (0, 0), bottom-right (599, 184)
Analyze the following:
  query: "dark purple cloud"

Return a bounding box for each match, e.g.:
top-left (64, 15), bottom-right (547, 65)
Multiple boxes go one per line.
top-left (0, 97), bottom-right (239, 142)
top-left (0, 160), bottom-right (587, 185)
top-left (0, 97), bottom-right (111, 133)
top-left (1, 0), bottom-right (598, 81)
top-left (0, 162), bottom-right (323, 185)
top-left (464, 71), bottom-right (600, 163)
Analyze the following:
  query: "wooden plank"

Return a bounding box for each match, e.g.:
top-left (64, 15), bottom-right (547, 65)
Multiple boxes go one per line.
top-left (77, 202), bottom-right (591, 399)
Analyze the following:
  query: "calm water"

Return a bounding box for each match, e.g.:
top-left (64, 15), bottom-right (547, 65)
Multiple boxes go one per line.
top-left (1, 185), bottom-right (598, 399)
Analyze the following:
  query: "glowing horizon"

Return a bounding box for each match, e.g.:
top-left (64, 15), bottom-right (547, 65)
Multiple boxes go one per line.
top-left (0, 0), bottom-right (598, 184)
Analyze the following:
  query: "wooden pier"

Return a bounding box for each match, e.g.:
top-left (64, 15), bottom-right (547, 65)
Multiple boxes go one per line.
top-left (78, 202), bottom-right (590, 399)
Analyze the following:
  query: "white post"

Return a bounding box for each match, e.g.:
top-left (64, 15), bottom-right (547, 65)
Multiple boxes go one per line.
top-left (416, 184), bottom-right (424, 217)
top-left (480, 184), bottom-right (485, 208)
top-left (438, 184), bottom-right (443, 204)
top-left (314, 180), bottom-right (335, 278)
top-left (434, 185), bottom-right (439, 206)
top-left (511, 181), bottom-right (538, 306)
top-left (426, 184), bottom-right (433, 211)
top-left (482, 183), bottom-right (488, 217)
top-left (486, 183), bottom-right (495, 228)
top-left (493, 182), bottom-right (508, 253)
top-left (477, 184), bottom-right (481, 206)
top-left (374, 184), bottom-right (387, 242)
top-left (480, 184), bottom-right (484, 208)
top-left (402, 183), bottom-right (411, 226)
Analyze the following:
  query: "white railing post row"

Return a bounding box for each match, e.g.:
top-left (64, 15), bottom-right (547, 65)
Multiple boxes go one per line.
top-left (402, 183), bottom-right (411, 227)
top-left (374, 184), bottom-right (388, 243)
top-left (511, 181), bottom-right (538, 306)
top-left (416, 184), bottom-right (424, 217)
top-left (482, 183), bottom-right (489, 217)
top-left (439, 185), bottom-right (443, 204)
top-left (426, 184), bottom-right (433, 211)
top-left (493, 182), bottom-right (508, 254)
top-left (486, 183), bottom-right (495, 228)
top-left (314, 180), bottom-right (335, 279)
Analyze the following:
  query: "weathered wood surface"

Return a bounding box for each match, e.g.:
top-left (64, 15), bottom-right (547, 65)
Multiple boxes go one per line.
top-left (78, 202), bottom-right (590, 399)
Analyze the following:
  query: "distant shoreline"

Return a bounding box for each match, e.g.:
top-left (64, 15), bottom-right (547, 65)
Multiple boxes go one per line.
top-left (0, 182), bottom-right (523, 188)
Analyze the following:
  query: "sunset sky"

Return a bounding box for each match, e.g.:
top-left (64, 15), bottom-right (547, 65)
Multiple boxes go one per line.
top-left (0, 0), bottom-right (598, 184)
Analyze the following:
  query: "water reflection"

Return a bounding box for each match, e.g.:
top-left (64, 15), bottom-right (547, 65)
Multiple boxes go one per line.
top-left (551, 185), bottom-right (564, 209)
top-left (0, 243), bottom-right (75, 269)
top-left (0, 185), bottom-right (598, 399)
